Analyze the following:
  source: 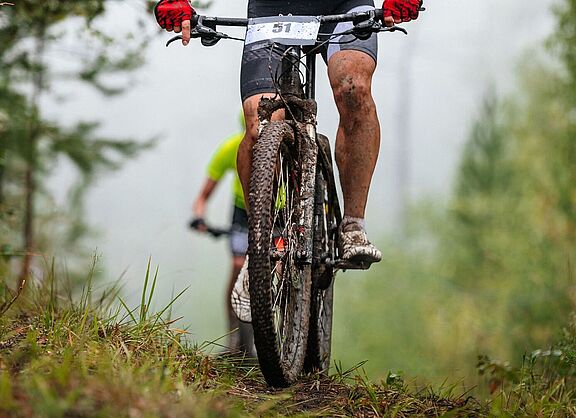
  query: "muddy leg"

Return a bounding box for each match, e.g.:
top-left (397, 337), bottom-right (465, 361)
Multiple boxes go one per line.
top-left (328, 50), bottom-right (379, 219)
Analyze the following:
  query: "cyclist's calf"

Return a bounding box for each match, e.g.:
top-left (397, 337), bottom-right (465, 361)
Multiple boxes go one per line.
top-left (328, 50), bottom-right (379, 219)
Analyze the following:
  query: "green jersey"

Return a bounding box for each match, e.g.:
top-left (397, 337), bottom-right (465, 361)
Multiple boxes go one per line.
top-left (206, 133), bottom-right (245, 209)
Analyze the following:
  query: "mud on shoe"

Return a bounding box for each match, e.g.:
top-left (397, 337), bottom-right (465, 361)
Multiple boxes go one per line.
top-left (338, 220), bottom-right (382, 265)
top-left (231, 256), bottom-right (251, 323)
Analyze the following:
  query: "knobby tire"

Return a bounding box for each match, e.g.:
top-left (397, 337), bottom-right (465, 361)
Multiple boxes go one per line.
top-left (248, 120), bottom-right (313, 387)
top-left (304, 134), bottom-right (337, 373)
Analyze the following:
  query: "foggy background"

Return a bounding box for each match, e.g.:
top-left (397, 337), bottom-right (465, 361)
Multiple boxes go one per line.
top-left (46, 0), bottom-right (556, 378)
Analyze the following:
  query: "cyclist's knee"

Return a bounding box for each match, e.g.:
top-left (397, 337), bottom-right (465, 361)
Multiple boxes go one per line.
top-left (242, 93), bottom-right (284, 143)
top-left (332, 74), bottom-right (373, 113)
top-left (329, 53), bottom-right (375, 113)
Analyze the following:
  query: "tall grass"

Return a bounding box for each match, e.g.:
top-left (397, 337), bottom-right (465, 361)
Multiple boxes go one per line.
top-left (0, 260), bottom-right (251, 417)
top-left (0, 259), bottom-right (498, 417)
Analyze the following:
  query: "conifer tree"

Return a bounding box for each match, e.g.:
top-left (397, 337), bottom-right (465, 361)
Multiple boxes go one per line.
top-left (0, 1), bottom-right (157, 284)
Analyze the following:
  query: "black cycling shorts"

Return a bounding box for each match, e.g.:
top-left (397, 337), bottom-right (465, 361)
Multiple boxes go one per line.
top-left (240, 0), bottom-right (378, 102)
top-left (230, 205), bottom-right (248, 256)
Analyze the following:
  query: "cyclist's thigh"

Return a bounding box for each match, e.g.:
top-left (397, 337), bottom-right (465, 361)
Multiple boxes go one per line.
top-left (240, 40), bottom-right (289, 102)
top-left (241, 2), bottom-right (281, 102)
top-left (242, 0), bottom-right (325, 102)
top-left (327, 50), bottom-right (376, 86)
top-left (321, 0), bottom-right (378, 65)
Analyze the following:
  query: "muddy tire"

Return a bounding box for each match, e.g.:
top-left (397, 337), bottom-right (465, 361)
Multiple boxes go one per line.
top-left (304, 134), bottom-right (337, 374)
top-left (248, 120), bottom-right (313, 387)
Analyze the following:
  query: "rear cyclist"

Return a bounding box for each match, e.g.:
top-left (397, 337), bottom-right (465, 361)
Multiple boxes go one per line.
top-left (190, 113), bottom-right (254, 353)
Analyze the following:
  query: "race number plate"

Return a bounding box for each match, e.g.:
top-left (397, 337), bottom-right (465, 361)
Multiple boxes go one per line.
top-left (245, 16), bottom-right (321, 46)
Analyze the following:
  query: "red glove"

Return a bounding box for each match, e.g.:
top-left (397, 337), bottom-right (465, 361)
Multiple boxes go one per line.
top-left (154, 0), bottom-right (195, 31)
top-left (383, 0), bottom-right (422, 22)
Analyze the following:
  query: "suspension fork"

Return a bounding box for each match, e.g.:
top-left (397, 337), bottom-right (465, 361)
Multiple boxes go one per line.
top-left (296, 121), bottom-right (318, 265)
top-left (293, 49), bottom-right (319, 266)
top-left (305, 48), bottom-right (316, 100)
top-left (257, 46), bottom-right (319, 266)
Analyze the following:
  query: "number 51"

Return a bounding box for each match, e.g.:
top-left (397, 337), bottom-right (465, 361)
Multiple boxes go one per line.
top-left (272, 22), bottom-right (292, 33)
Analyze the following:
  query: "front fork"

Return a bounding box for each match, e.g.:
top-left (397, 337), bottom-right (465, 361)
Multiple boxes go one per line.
top-left (257, 97), bottom-right (318, 271)
top-left (294, 122), bottom-right (318, 266)
top-left (256, 44), bottom-right (319, 269)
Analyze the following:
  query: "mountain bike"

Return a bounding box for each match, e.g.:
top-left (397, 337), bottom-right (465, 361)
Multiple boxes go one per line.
top-left (169, 8), bottom-right (409, 387)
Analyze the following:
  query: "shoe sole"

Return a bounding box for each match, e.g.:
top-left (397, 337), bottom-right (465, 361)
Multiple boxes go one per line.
top-left (334, 254), bottom-right (381, 270)
top-left (343, 251), bottom-right (382, 264)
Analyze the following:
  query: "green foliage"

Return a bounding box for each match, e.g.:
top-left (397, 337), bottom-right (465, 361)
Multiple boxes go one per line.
top-left (550, 0), bottom-right (576, 91)
top-left (477, 315), bottom-right (576, 416)
top-left (455, 91), bottom-right (513, 200)
top-left (0, 0), bottom-right (154, 285)
top-left (333, 0), bottom-right (576, 392)
top-left (437, 67), bottom-right (575, 359)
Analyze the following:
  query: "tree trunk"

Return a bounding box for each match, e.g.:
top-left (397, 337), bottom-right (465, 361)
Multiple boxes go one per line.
top-left (18, 25), bottom-right (46, 287)
top-left (0, 147), bottom-right (5, 204)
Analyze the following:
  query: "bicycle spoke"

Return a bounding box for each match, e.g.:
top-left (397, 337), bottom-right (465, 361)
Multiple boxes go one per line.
top-left (269, 150), bottom-right (300, 362)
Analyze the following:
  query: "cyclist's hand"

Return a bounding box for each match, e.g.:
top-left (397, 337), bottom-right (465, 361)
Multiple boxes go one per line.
top-left (190, 217), bottom-right (208, 233)
top-left (382, 0), bottom-right (422, 25)
top-left (154, 0), bottom-right (195, 45)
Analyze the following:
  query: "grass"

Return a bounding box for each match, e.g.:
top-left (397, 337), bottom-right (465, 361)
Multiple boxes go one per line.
top-left (0, 260), bottom-right (574, 417)
top-left (477, 348), bottom-right (576, 416)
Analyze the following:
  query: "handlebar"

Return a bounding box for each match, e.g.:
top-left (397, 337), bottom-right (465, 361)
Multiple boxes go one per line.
top-left (166, 7), bottom-right (423, 47)
top-left (189, 218), bottom-right (230, 238)
top-left (191, 8), bottom-right (384, 28)
top-left (189, 6), bottom-right (424, 28)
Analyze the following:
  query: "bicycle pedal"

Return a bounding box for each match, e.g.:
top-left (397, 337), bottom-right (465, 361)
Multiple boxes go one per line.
top-left (333, 260), bottom-right (372, 271)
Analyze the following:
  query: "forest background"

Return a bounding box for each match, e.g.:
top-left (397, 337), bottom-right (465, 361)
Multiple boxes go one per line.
top-left (1, 0), bottom-right (575, 391)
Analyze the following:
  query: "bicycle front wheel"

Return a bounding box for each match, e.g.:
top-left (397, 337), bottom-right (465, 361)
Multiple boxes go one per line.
top-left (248, 120), bottom-right (313, 387)
top-left (304, 134), bottom-right (337, 374)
